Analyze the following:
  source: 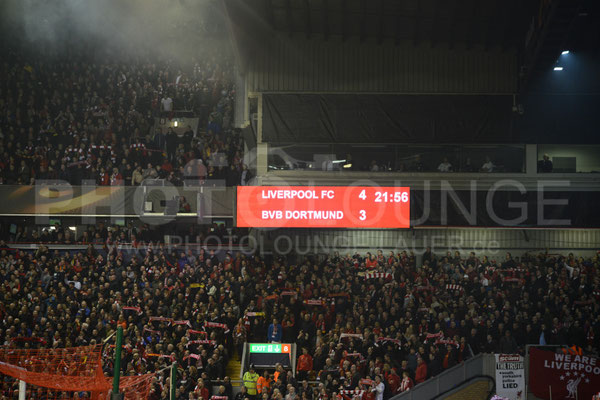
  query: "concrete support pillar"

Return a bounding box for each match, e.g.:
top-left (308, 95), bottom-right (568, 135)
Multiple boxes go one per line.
top-left (526, 144), bottom-right (538, 175)
top-left (256, 143), bottom-right (269, 177)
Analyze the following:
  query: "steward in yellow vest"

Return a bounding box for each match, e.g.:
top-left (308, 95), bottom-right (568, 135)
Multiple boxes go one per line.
top-left (243, 364), bottom-right (260, 397)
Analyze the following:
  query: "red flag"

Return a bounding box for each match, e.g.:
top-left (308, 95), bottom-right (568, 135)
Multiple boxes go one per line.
top-left (529, 347), bottom-right (600, 400)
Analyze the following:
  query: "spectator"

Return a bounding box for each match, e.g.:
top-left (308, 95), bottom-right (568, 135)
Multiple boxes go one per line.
top-left (285, 385), bottom-right (298, 400)
top-left (143, 163), bottom-right (158, 180)
top-left (179, 196), bottom-right (191, 213)
top-left (18, 160), bottom-right (31, 184)
top-left (369, 160), bottom-right (380, 172)
top-left (240, 164), bottom-right (252, 186)
top-left (216, 385), bottom-right (230, 400)
top-left (194, 379), bottom-right (210, 400)
top-left (427, 353), bottom-right (442, 378)
top-left (98, 167), bottom-right (110, 185)
top-left (482, 334), bottom-right (497, 353)
top-left (414, 357), bottom-right (427, 384)
top-left (225, 164), bottom-right (240, 187)
top-left (371, 375), bottom-right (385, 400)
top-left (183, 126), bottom-right (195, 149)
top-left (437, 157), bottom-right (452, 172)
top-left (131, 166), bottom-right (144, 185)
top-left (398, 360), bottom-right (412, 381)
top-left (406, 348), bottom-right (418, 373)
top-left (161, 95), bottom-right (174, 112)
top-left (399, 372), bottom-right (414, 392)
top-left (409, 155), bottom-right (424, 172)
top-left (296, 348), bottom-right (313, 381)
top-left (268, 318), bottom-right (283, 343)
top-left (498, 330), bottom-right (519, 354)
top-left (480, 156), bottom-right (494, 172)
top-left (110, 167), bottom-right (123, 185)
top-left (538, 153), bottom-right (553, 172)
top-left (273, 364), bottom-right (285, 385)
top-left (166, 128), bottom-right (178, 162)
top-left (222, 377), bottom-right (233, 399)
top-left (298, 381), bottom-right (312, 400)
top-left (121, 164), bottom-right (134, 184)
top-left (233, 318), bottom-right (247, 357)
top-left (385, 370), bottom-right (401, 395)
top-left (234, 386), bottom-right (248, 400)
top-left (443, 345), bottom-right (458, 369)
top-left (462, 157), bottom-right (475, 172)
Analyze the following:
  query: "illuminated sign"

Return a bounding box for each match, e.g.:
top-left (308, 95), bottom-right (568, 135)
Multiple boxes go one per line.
top-left (249, 343), bottom-right (291, 354)
top-left (236, 186), bottom-right (410, 228)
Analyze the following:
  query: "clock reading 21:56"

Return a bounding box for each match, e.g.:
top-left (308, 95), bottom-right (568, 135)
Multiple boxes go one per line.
top-left (358, 190), bottom-right (409, 203)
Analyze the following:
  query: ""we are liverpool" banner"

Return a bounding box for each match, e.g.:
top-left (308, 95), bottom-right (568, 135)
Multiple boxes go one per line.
top-left (529, 348), bottom-right (600, 399)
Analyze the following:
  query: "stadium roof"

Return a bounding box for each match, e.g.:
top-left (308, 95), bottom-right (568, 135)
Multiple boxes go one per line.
top-left (229, 0), bottom-right (536, 49)
top-left (225, 0), bottom-right (600, 85)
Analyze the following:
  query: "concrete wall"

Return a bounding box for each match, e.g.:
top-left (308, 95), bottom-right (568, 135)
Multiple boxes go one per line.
top-left (258, 228), bottom-right (600, 258)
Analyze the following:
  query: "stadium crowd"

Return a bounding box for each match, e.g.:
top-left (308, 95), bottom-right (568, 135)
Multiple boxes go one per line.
top-left (0, 44), bottom-right (248, 187)
top-left (1, 220), bottom-right (239, 248)
top-left (1, 224), bottom-right (599, 399)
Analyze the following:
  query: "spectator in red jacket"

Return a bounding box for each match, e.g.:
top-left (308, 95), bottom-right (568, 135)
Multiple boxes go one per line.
top-left (385, 370), bottom-right (401, 394)
top-left (365, 253), bottom-right (378, 269)
top-left (194, 378), bottom-right (210, 400)
top-left (414, 357), bottom-right (427, 384)
top-left (296, 347), bottom-right (314, 381)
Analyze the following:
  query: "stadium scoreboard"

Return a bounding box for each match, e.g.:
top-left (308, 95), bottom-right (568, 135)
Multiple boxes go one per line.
top-left (236, 186), bottom-right (410, 228)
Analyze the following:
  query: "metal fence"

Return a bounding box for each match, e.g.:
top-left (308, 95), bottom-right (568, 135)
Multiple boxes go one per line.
top-left (389, 353), bottom-right (496, 400)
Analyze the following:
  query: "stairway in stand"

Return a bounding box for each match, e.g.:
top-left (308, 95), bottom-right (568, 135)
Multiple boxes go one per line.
top-left (226, 351), bottom-right (242, 385)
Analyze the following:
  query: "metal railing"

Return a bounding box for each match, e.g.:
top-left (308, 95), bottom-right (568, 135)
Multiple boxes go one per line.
top-left (389, 353), bottom-right (495, 400)
top-left (267, 143), bottom-right (526, 173)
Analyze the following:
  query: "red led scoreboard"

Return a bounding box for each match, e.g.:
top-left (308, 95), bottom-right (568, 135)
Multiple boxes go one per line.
top-left (236, 186), bottom-right (410, 228)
